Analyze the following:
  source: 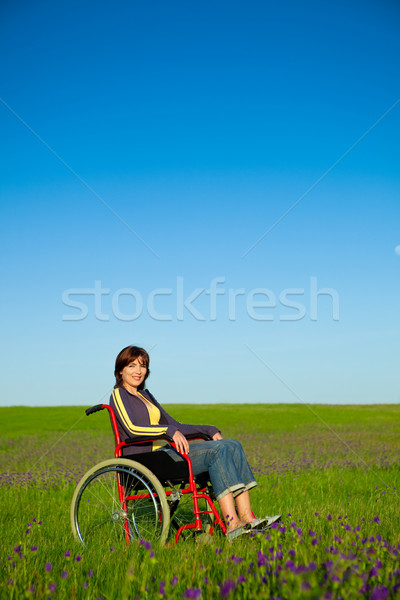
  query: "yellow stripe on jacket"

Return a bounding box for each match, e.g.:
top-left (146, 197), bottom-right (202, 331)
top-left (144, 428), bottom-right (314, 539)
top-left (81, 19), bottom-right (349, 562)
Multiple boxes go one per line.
top-left (112, 388), bottom-right (168, 440)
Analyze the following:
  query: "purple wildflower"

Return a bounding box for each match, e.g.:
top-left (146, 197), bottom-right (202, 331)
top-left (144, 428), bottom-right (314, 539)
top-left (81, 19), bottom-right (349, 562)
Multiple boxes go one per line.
top-left (172, 576), bottom-right (178, 586)
top-left (183, 588), bottom-right (202, 599)
top-left (61, 571), bottom-right (68, 580)
top-left (370, 586), bottom-right (389, 600)
top-left (31, 546), bottom-right (38, 552)
top-left (308, 530), bottom-right (316, 537)
top-left (237, 574), bottom-right (246, 583)
top-left (327, 514), bottom-right (332, 521)
top-left (220, 579), bottom-right (236, 598)
top-left (64, 550), bottom-right (70, 557)
top-left (374, 516), bottom-right (381, 524)
top-left (83, 582), bottom-right (88, 588)
top-left (75, 555), bottom-right (82, 562)
top-left (45, 562), bottom-right (52, 572)
top-left (48, 583), bottom-right (56, 593)
top-left (159, 581), bottom-right (165, 595)
top-left (257, 551), bottom-right (268, 567)
top-left (88, 569), bottom-right (93, 578)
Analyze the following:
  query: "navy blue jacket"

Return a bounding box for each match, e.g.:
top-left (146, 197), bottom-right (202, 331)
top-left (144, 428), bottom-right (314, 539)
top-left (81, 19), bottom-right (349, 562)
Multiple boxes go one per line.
top-left (109, 387), bottom-right (220, 456)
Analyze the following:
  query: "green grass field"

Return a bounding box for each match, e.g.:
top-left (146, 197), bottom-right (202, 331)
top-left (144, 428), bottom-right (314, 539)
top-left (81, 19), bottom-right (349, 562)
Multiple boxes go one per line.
top-left (1, 404), bottom-right (400, 599)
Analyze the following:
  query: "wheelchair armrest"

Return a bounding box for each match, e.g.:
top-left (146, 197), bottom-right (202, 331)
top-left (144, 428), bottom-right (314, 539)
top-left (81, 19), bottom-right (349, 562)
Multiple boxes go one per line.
top-left (123, 432), bottom-right (212, 445)
top-left (185, 433), bottom-right (213, 441)
top-left (85, 404), bottom-right (105, 416)
top-left (124, 435), bottom-right (174, 445)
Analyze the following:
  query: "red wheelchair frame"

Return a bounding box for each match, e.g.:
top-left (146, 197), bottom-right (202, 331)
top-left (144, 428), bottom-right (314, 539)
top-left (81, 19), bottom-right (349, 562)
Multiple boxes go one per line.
top-left (73, 404), bottom-right (227, 545)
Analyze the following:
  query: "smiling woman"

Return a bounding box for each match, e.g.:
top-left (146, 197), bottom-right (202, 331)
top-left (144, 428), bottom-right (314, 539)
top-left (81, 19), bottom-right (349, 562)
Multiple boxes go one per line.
top-left (109, 345), bottom-right (280, 539)
top-left (114, 346), bottom-right (150, 392)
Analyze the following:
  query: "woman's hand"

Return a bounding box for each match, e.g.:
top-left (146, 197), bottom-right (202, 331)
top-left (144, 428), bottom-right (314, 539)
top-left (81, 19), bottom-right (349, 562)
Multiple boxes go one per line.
top-left (172, 430), bottom-right (190, 454)
top-left (213, 432), bottom-right (223, 440)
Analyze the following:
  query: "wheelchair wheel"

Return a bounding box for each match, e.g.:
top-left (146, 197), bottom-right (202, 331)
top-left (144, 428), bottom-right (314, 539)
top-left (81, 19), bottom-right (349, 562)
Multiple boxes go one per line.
top-left (71, 459), bottom-right (170, 547)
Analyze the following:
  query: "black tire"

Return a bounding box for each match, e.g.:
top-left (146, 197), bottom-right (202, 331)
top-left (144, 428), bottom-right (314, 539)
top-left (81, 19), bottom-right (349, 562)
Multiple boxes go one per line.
top-left (71, 459), bottom-right (170, 547)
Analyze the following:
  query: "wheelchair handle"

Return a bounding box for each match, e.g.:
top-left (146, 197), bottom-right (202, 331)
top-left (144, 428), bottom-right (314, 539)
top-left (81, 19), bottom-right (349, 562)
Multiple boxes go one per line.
top-left (85, 404), bottom-right (105, 416)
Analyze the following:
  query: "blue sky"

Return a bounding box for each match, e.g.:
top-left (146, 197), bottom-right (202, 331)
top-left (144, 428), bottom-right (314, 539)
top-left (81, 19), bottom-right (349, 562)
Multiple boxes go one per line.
top-left (1, 0), bottom-right (399, 406)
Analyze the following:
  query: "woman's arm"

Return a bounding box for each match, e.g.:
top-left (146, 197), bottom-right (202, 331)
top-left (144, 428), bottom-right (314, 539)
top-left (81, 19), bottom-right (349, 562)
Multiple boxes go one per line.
top-left (145, 390), bottom-right (221, 439)
top-left (110, 388), bottom-right (179, 439)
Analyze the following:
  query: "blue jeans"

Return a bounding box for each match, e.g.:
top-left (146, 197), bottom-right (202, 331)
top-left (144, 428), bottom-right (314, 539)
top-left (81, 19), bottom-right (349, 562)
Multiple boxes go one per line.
top-left (161, 438), bottom-right (257, 501)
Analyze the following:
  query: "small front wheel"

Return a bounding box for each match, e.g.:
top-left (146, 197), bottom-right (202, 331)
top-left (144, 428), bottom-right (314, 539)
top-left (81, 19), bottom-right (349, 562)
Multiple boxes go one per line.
top-left (71, 459), bottom-right (170, 547)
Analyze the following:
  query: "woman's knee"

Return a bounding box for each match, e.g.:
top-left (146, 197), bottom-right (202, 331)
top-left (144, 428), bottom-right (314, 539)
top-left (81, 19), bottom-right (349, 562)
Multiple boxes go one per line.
top-left (209, 440), bottom-right (235, 464)
top-left (222, 438), bottom-right (244, 452)
top-left (209, 440), bottom-right (245, 467)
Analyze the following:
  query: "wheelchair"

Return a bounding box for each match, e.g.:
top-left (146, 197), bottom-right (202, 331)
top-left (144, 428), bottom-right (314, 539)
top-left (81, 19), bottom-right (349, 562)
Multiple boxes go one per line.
top-left (70, 404), bottom-right (228, 547)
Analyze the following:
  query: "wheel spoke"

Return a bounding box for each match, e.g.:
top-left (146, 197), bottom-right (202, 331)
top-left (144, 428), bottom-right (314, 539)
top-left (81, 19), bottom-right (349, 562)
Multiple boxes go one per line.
top-left (71, 460), bottom-right (170, 547)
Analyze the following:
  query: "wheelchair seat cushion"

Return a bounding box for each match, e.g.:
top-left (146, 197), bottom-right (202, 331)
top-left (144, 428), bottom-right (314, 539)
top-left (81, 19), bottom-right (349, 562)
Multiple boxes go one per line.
top-left (122, 448), bottom-right (190, 484)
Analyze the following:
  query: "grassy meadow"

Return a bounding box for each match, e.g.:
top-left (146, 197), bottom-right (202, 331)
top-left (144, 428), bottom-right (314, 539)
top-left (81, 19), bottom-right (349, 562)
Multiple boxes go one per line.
top-left (1, 404), bottom-right (400, 599)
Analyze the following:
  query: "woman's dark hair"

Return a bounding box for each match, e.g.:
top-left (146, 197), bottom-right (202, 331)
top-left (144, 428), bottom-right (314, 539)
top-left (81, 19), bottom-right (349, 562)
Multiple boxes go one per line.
top-left (114, 346), bottom-right (150, 390)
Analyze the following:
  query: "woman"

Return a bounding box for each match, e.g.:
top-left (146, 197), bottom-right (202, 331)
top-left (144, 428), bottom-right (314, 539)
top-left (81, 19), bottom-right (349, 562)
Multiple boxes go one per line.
top-left (109, 345), bottom-right (280, 539)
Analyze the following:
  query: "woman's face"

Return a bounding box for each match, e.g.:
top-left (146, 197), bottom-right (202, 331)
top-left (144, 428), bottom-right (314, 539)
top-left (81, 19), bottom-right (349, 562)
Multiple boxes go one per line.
top-left (120, 358), bottom-right (147, 393)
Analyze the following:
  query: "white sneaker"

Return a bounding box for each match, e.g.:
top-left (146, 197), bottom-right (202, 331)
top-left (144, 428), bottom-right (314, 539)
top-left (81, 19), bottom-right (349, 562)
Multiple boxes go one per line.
top-left (245, 514), bottom-right (281, 531)
top-left (266, 515), bottom-right (281, 527)
top-left (246, 517), bottom-right (269, 530)
top-left (227, 525), bottom-right (251, 540)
